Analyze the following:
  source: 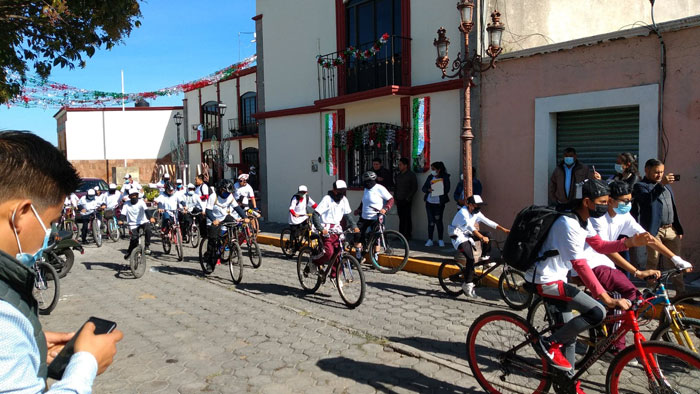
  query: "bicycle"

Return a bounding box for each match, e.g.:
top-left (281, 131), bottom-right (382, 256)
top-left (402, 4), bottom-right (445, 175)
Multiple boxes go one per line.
top-left (79, 210), bottom-right (102, 247)
top-left (233, 219), bottom-right (262, 269)
top-left (296, 230), bottom-right (366, 309)
top-left (159, 210), bottom-right (183, 261)
top-left (280, 214), bottom-right (321, 258)
top-left (199, 220), bottom-right (243, 284)
top-left (437, 240), bottom-right (532, 309)
top-left (129, 227), bottom-right (148, 279)
top-left (356, 211), bottom-right (409, 274)
top-left (670, 290), bottom-right (700, 321)
top-left (466, 298), bottom-right (700, 393)
top-left (181, 211), bottom-right (201, 248)
top-left (60, 206), bottom-right (79, 240)
top-left (33, 259), bottom-right (60, 315)
top-left (103, 208), bottom-right (120, 242)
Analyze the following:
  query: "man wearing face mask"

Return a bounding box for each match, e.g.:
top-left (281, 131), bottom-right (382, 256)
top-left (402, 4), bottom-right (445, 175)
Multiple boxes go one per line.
top-left (77, 189), bottom-right (99, 244)
top-left (548, 147), bottom-right (595, 210)
top-left (353, 171), bottom-right (394, 261)
top-left (204, 179), bottom-right (248, 270)
top-left (180, 183), bottom-right (203, 240)
top-left (121, 186), bottom-right (152, 258)
top-left (311, 181), bottom-right (360, 270)
top-left (288, 185), bottom-right (318, 243)
top-left (155, 182), bottom-right (186, 235)
top-left (0, 131), bottom-right (123, 392)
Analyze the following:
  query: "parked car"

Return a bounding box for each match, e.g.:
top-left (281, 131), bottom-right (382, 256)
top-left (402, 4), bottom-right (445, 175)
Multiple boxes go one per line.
top-left (74, 178), bottom-right (109, 200)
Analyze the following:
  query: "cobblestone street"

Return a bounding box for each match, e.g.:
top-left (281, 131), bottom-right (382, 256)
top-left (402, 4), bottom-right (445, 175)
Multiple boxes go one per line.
top-left (42, 235), bottom-right (634, 393)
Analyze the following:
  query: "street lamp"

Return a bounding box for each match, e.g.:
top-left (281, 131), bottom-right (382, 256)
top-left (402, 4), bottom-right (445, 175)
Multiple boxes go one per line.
top-left (433, 6), bottom-right (504, 200)
top-left (173, 112), bottom-right (184, 170)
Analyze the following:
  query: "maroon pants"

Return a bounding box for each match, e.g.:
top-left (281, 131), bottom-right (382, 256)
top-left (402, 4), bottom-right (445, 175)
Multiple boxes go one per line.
top-left (313, 233), bottom-right (338, 265)
top-left (593, 265), bottom-right (639, 351)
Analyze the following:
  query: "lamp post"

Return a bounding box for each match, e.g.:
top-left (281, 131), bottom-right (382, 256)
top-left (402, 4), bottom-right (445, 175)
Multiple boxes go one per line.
top-left (216, 102), bottom-right (227, 179)
top-left (433, 1), bottom-right (504, 200)
top-left (173, 112), bottom-right (184, 178)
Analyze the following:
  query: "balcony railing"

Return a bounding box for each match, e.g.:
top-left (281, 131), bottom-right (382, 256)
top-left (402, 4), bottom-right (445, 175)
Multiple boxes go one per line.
top-left (317, 35), bottom-right (411, 101)
top-left (228, 118), bottom-right (259, 137)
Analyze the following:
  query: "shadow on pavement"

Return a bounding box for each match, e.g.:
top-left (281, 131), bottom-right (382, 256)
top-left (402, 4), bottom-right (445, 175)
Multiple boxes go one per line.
top-left (367, 281), bottom-right (445, 298)
top-left (81, 261), bottom-right (135, 279)
top-left (236, 282), bottom-right (303, 297)
top-left (316, 356), bottom-right (474, 393)
top-left (152, 265), bottom-right (203, 277)
top-left (386, 336), bottom-right (464, 360)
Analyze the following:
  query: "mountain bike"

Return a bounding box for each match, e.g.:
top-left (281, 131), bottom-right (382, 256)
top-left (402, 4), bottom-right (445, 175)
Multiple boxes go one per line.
top-left (181, 212), bottom-right (200, 248)
top-left (466, 298), bottom-right (700, 393)
top-left (438, 240), bottom-right (532, 309)
top-left (159, 210), bottom-right (183, 261)
top-left (33, 260), bottom-right (60, 315)
top-left (199, 221), bottom-right (243, 284)
top-left (296, 230), bottom-right (366, 309)
top-left (103, 209), bottom-right (120, 242)
top-left (280, 214), bottom-right (321, 258)
top-left (234, 220), bottom-right (262, 269)
top-left (129, 227), bottom-right (148, 279)
top-left (356, 212), bottom-right (409, 274)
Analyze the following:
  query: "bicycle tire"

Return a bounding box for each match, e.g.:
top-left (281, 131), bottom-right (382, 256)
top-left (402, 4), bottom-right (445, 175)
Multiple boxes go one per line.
top-left (437, 260), bottom-right (465, 297)
top-left (48, 249), bottom-right (73, 279)
top-left (190, 224), bottom-right (200, 248)
top-left (526, 297), bottom-right (598, 369)
top-left (672, 292), bottom-right (700, 320)
top-left (92, 218), bottom-right (102, 247)
top-left (368, 229), bottom-right (409, 274)
top-left (162, 232), bottom-right (171, 254)
top-left (130, 245), bottom-right (147, 278)
top-left (228, 241), bottom-right (243, 284)
top-left (280, 229), bottom-right (295, 258)
top-left (64, 220), bottom-right (79, 240)
top-left (297, 247), bottom-right (322, 293)
top-left (336, 254), bottom-right (366, 309)
top-left (35, 262), bottom-right (60, 315)
top-left (175, 228), bottom-right (183, 261)
top-left (606, 340), bottom-right (700, 394)
top-left (499, 268), bottom-right (533, 310)
top-left (650, 316), bottom-right (700, 352)
top-left (199, 238), bottom-right (214, 275)
top-left (108, 220), bottom-right (119, 242)
top-left (248, 239), bottom-right (262, 268)
top-left (466, 311), bottom-right (552, 394)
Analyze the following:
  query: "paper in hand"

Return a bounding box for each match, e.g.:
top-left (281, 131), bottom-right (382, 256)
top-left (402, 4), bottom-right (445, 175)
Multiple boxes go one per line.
top-left (430, 179), bottom-right (444, 197)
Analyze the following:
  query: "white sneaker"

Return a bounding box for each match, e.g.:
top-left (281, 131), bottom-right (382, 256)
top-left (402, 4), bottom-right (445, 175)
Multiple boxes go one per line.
top-left (425, 240), bottom-right (434, 247)
top-left (462, 282), bottom-right (475, 297)
top-left (480, 255), bottom-right (490, 262)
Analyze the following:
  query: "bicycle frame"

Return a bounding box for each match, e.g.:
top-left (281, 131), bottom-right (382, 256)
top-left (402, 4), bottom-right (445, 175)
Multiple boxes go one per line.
top-left (317, 233), bottom-right (348, 282)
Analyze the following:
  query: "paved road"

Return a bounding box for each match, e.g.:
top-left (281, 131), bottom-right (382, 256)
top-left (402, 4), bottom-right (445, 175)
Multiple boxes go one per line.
top-left (41, 233), bottom-right (641, 393)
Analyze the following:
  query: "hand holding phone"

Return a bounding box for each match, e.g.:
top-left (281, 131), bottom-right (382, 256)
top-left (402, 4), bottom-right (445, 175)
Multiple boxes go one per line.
top-left (673, 174), bottom-right (681, 181)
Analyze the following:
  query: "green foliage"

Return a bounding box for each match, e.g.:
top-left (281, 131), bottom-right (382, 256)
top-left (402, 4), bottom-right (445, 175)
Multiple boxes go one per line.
top-left (0, 0), bottom-right (143, 103)
top-left (143, 186), bottom-right (159, 202)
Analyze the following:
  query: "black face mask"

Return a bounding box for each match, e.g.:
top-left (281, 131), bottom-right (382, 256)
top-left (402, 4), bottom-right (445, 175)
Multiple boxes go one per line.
top-left (130, 197), bottom-right (138, 204)
top-left (332, 190), bottom-right (345, 202)
top-left (589, 203), bottom-right (608, 218)
top-left (364, 180), bottom-right (376, 189)
top-left (471, 206), bottom-right (481, 214)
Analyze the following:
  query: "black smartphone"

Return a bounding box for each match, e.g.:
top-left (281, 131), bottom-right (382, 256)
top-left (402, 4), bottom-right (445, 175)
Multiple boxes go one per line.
top-left (47, 317), bottom-right (117, 380)
top-left (673, 174), bottom-right (681, 181)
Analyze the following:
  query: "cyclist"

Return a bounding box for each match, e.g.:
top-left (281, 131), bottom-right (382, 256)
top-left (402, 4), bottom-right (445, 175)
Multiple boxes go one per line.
top-left (524, 179), bottom-right (653, 389)
top-left (155, 173), bottom-right (171, 195)
top-left (310, 180), bottom-right (360, 274)
top-left (181, 183), bottom-right (203, 239)
top-left (195, 174), bottom-right (210, 202)
top-left (121, 186), bottom-right (152, 258)
top-left (102, 183), bottom-right (121, 211)
top-left (77, 189), bottom-right (99, 243)
top-left (175, 179), bottom-right (185, 199)
top-left (288, 185), bottom-right (318, 244)
top-left (353, 171), bottom-right (393, 261)
top-left (155, 182), bottom-right (185, 235)
top-left (234, 173), bottom-right (257, 209)
top-left (204, 179), bottom-right (248, 269)
top-left (448, 195), bottom-right (510, 298)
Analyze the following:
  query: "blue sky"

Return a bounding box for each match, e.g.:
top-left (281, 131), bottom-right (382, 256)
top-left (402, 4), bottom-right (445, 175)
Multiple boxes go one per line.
top-left (0, 0), bottom-right (256, 145)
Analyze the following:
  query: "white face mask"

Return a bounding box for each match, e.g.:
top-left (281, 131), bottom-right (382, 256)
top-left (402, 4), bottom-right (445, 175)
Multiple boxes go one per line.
top-left (12, 204), bottom-right (52, 268)
top-left (430, 170), bottom-right (437, 176)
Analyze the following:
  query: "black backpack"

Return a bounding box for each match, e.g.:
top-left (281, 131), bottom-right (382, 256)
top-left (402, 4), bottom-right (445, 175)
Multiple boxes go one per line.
top-left (502, 205), bottom-right (571, 272)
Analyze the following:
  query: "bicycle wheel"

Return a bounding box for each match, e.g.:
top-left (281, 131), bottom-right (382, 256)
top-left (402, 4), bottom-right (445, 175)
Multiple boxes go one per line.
top-left (199, 238), bottom-right (215, 275)
top-left (130, 245), bottom-right (147, 278)
top-left (466, 311), bottom-right (552, 394)
top-left (48, 249), bottom-right (74, 279)
top-left (64, 220), bottom-right (79, 240)
top-left (190, 224), bottom-right (200, 248)
top-left (336, 254), bottom-right (365, 309)
top-left (499, 268), bottom-right (533, 310)
top-left (175, 228), bottom-right (183, 261)
top-left (108, 220), bottom-right (119, 242)
top-left (525, 297), bottom-right (598, 368)
top-left (248, 239), bottom-right (262, 268)
top-left (280, 229), bottom-right (295, 258)
top-left (162, 232), bottom-right (171, 254)
top-left (228, 241), bottom-right (243, 284)
top-left (437, 260), bottom-right (465, 297)
top-left (606, 341), bottom-right (700, 394)
top-left (368, 230), bottom-right (409, 274)
top-left (297, 247), bottom-right (322, 293)
top-left (34, 262), bottom-right (60, 315)
top-left (650, 317), bottom-right (700, 352)
top-left (672, 292), bottom-right (700, 320)
top-left (92, 218), bottom-right (102, 247)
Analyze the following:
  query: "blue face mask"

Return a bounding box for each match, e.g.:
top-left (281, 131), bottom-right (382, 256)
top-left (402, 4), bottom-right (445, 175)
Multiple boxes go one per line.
top-left (564, 157), bottom-right (575, 166)
top-left (614, 164), bottom-right (624, 174)
top-left (614, 201), bottom-right (632, 215)
top-left (220, 191), bottom-right (231, 199)
top-left (12, 205), bottom-right (52, 268)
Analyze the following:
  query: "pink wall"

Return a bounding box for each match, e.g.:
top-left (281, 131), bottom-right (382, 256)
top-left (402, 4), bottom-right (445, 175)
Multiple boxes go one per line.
top-left (479, 26), bottom-right (700, 261)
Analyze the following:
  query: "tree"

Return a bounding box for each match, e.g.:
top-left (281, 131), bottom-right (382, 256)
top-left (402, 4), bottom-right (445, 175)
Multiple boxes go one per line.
top-left (0, 0), bottom-right (142, 103)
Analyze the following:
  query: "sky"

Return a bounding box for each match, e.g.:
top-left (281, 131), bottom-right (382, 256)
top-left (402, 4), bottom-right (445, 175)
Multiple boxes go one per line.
top-left (0, 0), bottom-right (257, 145)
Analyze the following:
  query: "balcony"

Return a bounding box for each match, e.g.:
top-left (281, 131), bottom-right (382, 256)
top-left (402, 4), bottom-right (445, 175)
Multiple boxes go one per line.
top-left (227, 118), bottom-right (259, 137)
top-left (317, 35), bottom-right (411, 101)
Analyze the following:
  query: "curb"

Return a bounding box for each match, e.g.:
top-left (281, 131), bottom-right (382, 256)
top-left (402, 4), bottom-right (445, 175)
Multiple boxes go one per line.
top-left (256, 234), bottom-right (501, 288)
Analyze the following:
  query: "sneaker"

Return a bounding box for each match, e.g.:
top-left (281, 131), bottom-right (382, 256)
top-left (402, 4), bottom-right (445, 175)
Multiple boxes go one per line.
top-left (575, 381), bottom-right (586, 394)
top-left (462, 282), bottom-right (475, 297)
top-left (144, 248), bottom-right (151, 255)
top-left (123, 253), bottom-right (130, 260)
top-left (372, 252), bottom-right (379, 262)
top-left (355, 249), bottom-right (363, 260)
top-left (306, 263), bottom-right (318, 276)
top-left (216, 258), bottom-right (221, 266)
top-left (425, 240), bottom-right (434, 247)
top-left (480, 255), bottom-right (491, 262)
top-left (538, 338), bottom-right (572, 371)
top-left (438, 240), bottom-right (445, 247)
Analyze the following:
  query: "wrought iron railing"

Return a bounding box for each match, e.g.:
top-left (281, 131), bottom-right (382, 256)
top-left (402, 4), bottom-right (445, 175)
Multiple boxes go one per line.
top-left (317, 35), bottom-right (411, 101)
top-left (228, 118), bottom-right (259, 136)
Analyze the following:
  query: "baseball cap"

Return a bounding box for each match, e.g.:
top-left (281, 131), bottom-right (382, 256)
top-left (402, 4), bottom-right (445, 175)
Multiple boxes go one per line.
top-left (238, 173), bottom-right (249, 181)
top-left (176, 178), bottom-right (183, 184)
top-left (578, 179), bottom-right (610, 200)
top-left (123, 173), bottom-right (130, 179)
top-left (466, 195), bottom-right (484, 205)
top-left (187, 183), bottom-right (195, 189)
top-left (163, 173), bottom-right (171, 179)
top-left (87, 189), bottom-right (95, 196)
top-left (334, 180), bottom-right (347, 190)
top-left (109, 183), bottom-right (117, 189)
top-left (298, 185), bottom-right (308, 192)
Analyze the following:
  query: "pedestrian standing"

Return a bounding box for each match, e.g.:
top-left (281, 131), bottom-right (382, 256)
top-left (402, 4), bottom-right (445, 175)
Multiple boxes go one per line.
top-left (548, 147), bottom-right (595, 210)
top-left (453, 167), bottom-right (483, 206)
top-left (422, 161), bottom-right (450, 247)
top-left (611, 152), bottom-right (640, 189)
top-left (372, 158), bottom-right (394, 189)
top-left (394, 158), bottom-right (417, 239)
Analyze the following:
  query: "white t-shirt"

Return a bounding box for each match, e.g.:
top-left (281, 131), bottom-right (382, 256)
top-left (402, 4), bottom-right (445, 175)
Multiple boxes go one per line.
top-left (361, 184), bottom-right (393, 220)
top-left (69, 193), bottom-right (79, 208)
top-left (103, 192), bottom-right (122, 210)
top-left (120, 199), bottom-right (150, 229)
top-left (448, 206), bottom-right (499, 250)
top-left (583, 212), bottom-right (647, 270)
top-left (195, 183), bottom-right (210, 200)
top-left (524, 215), bottom-right (597, 284)
top-left (315, 194), bottom-right (352, 232)
top-left (183, 192), bottom-right (203, 212)
top-left (78, 196), bottom-right (99, 215)
top-left (289, 194), bottom-right (316, 225)
top-left (206, 193), bottom-right (241, 225)
top-left (234, 183), bottom-right (255, 206)
top-left (156, 193), bottom-right (185, 220)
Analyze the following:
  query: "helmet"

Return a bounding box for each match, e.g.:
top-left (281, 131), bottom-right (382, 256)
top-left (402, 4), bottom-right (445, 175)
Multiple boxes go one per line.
top-left (362, 171), bottom-right (377, 181)
top-left (238, 173), bottom-right (249, 181)
top-left (216, 179), bottom-right (234, 194)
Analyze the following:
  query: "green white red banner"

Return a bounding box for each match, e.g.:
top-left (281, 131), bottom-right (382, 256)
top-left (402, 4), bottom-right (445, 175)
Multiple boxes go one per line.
top-left (412, 97), bottom-right (430, 173)
top-left (325, 113), bottom-right (337, 176)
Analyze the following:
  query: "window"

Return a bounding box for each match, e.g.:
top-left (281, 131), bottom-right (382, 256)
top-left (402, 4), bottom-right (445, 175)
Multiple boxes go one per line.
top-left (240, 92), bottom-right (258, 135)
top-left (202, 101), bottom-right (221, 140)
top-left (345, 0), bottom-right (403, 93)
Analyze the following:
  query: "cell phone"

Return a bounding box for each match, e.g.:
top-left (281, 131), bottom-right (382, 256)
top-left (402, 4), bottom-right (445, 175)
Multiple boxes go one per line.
top-left (47, 317), bottom-right (117, 380)
top-left (673, 174), bottom-right (680, 181)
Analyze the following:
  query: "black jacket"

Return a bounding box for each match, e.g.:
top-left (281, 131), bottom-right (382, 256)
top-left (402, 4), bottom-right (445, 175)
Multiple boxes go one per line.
top-left (421, 173), bottom-right (451, 205)
top-left (632, 177), bottom-right (683, 236)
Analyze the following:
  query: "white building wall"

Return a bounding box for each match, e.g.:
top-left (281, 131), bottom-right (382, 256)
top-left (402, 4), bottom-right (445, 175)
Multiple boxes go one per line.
top-left (64, 112), bottom-right (104, 161)
top-left (219, 79), bottom-right (238, 131)
top-left (239, 73), bottom-right (256, 97)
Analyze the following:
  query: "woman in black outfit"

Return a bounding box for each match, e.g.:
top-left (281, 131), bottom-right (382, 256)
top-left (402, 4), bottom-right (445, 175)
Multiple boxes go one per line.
top-left (612, 152), bottom-right (640, 189)
top-left (421, 161), bottom-right (450, 247)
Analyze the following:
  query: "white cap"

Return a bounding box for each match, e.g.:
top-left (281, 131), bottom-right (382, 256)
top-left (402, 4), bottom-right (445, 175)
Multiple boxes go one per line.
top-left (298, 185), bottom-right (308, 192)
top-left (87, 189), bottom-right (95, 196)
top-left (124, 173), bottom-right (130, 179)
top-left (334, 180), bottom-right (347, 189)
top-left (238, 173), bottom-right (249, 181)
top-left (467, 195), bottom-right (484, 205)
top-left (109, 183), bottom-right (117, 189)
top-left (163, 173), bottom-right (170, 179)
top-left (187, 183), bottom-right (195, 189)
top-left (176, 178), bottom-right (183, 184)
top-left (93, 186), bottom-right (99, 191)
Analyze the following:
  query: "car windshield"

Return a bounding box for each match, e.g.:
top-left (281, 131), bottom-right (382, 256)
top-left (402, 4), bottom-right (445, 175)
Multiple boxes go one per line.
top-left (77, 180), bottom-right (108, 192)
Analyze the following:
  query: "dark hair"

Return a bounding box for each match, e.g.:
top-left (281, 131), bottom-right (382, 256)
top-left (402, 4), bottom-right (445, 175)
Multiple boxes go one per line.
top-left (196, 174), bottom-right (205, 181)
top-left (618, 152), bottom-right (639, 178)
top-left (563, 147), bottom-right (577, 155)
top-left (372, 158), bottom-right (382, 164)
top-left (430, 161), bottom-right (448, 176)
top-left (399, 157), bottom-right (410, 166)
top-left (609, 180), bottom-right (630, 198)
top-left (645, 158), bottom-right (663, 169)
top-left (0, 131), bottom-right (81, 209)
